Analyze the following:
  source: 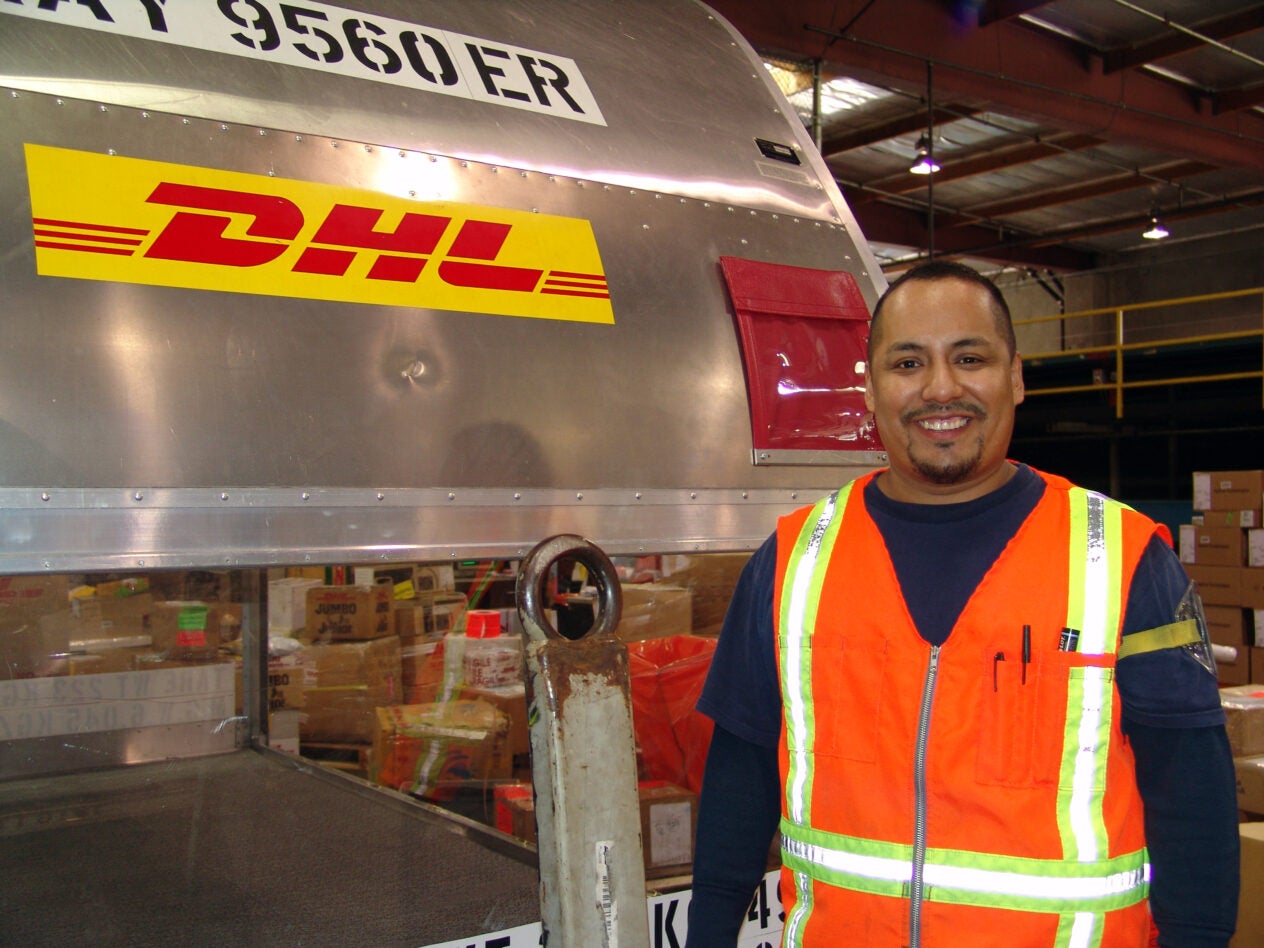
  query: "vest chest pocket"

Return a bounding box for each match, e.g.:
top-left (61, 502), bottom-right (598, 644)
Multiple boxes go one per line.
top-left (975, 648), bottom-right (1116, 789)
top-left (800, 636), bottom-right (888, 763)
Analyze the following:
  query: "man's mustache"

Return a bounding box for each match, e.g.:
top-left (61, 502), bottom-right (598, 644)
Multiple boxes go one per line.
top-left (900, 402), bottom-right (986, 426)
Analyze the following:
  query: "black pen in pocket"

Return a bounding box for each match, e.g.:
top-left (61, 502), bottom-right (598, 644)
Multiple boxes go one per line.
top-left (993, 651), bottom-right (1005, 692)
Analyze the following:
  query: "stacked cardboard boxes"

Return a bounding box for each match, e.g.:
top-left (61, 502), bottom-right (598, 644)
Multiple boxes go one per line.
top-left (1182, 471), bottom-right (1264, 685)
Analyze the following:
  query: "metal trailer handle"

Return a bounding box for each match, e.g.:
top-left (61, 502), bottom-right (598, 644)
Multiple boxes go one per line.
top-left (516, 533), bottom-right (622, 643)
top-left (513, 535), bottom-right (648, 948)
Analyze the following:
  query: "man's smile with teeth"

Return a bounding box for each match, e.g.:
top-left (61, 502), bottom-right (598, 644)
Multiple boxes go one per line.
top-left (918, 416), bottom-right (969, 431)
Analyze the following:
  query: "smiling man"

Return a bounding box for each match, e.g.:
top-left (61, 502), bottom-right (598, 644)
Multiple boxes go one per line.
top-left (687, 261), bottom-right (1239, 947)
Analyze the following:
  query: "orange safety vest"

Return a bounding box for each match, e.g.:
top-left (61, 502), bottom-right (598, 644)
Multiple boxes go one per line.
top-left (773, 468), bottom-right (1159, 948)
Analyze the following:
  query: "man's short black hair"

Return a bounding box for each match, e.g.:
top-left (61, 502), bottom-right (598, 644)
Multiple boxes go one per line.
top-left (868, 260), bottom-right (1016, 360)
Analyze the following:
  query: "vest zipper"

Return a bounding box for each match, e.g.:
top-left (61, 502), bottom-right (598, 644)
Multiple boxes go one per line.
top-left (909, 643), bottom-right (940, 948)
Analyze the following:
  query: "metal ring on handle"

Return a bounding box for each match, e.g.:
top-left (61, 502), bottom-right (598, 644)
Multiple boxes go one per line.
top-left (516, 534), bottom-right (622, 643)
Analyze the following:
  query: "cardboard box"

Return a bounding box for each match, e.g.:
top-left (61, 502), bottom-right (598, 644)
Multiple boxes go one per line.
top-left (370, 699), bottom-right (508, 799)
top-left (425, 593), bottom-right (467, 636)
top-left (305, 584), bottom-right (393, 641)
top-left (1221, 685), bottom-right (1264, 757)
top-left (1243, 569), bottom-right (1264, 610)
top-left (617, 584), bottom-right (693, 642)
top-left (660, 553), bottom-right (752, 634)
top-left (1197, 509), bottom-right (1261, 530)
top-left (149, 601), bottom-right (242, 654)
top-left (0, 574), bottom-right (70, 620)
top-left (145, 569), bottom-right (237, 603)
top-left (416, 565), bottom-right (456, 595)
top-left (269, 708), bottom-right (301, 754)
top-left (299, 636), bottom-right (401, 742)
top-left (392, 601), bottom-right (429, 640)
top-left (268, 578), bottom-right (322, 633)
top-left (71, 591), bottom-right (154, 627)
top-left (462, 682), bottom-right (529, 760)
top-left (1219, 643), bottom-right (1252, 686)
top-left (400, 637), bottom-right (444, 705)
top-left (1206, 605), bottom-right (1249, 647)
top-left (639, 781), bottom-right (697, 878)
top-left (1180, 525), bottom-right (1246, 567)
top-left (232, 655), bottom-right (311, 715)
top-left (1194, 470), bottom-right (1264, 512)
top-left (1233, 821), bottom-right (1264, 946)
top-left (1187, 565), bottom-right (1243, 606)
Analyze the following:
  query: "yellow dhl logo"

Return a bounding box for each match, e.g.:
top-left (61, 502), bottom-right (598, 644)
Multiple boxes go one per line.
top-left (24, 143), bottom-right (613, 324)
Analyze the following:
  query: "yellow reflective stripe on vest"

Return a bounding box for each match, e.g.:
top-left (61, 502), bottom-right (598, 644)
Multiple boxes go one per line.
top-left (780, 484), bottom-right (852, 948)
top-left (781, 821), bottom-right (1149, 915)
top-left (1117, 619), bottom-right (1200, 659)
top-left (781, 485), bottom-right (851, 828)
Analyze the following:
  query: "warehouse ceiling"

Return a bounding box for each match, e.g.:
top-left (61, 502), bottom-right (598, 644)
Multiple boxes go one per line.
top-left (706, 0), bottom-right (1264, 274)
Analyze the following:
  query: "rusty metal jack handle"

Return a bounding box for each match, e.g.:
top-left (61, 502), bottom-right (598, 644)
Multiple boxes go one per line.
top-left (516, 533), bottom-right (622, 643)
top-left (515, 535), bottom-right (649, 948)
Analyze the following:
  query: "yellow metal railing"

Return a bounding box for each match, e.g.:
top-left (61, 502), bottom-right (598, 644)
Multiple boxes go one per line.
top-left (1015, 287), bottom-right (1264, 419)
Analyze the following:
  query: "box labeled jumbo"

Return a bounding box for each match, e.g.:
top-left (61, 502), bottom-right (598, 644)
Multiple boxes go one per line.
top-left (305, 584), bottom-right (392, 641)
top-left (1193, 470), bottom-right (1264, 512)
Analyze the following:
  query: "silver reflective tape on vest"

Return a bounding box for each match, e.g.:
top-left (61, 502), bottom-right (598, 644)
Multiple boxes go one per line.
top-left (1070, 666), bottom-right (1108, 862)
top-left (785, 835), bottom-right (1149, 903)
top-left (1081, 492), bottom-right (1108, 655)
top-left (784, 835), bottom-right (911, 884)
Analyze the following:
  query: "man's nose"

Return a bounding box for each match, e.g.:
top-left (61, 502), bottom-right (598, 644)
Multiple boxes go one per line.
top-left (922, 359), bottom-right (963, 401)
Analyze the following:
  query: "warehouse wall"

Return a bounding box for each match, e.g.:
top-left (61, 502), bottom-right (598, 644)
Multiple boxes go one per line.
top-left (994, 231), bottom-right (1264, 504)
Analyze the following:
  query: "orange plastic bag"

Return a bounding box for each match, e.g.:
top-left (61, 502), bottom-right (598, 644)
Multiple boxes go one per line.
top-left (627, 635), bottom-right (717, 794)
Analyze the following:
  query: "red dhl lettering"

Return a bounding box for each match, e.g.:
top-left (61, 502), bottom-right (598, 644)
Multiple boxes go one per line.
top-left (32, 183), bottom-right (608, 299)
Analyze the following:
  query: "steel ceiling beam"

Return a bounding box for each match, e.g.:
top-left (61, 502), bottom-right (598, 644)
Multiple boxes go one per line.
top-left (819, 105), bottom-right (977, 155)
top-left (847, 200), bottom-right (1094, 270)
top-left (707, 0), bottom-right (1264, 173)
top-left (978, 1), bottom-right (1057, 26)
top-left (1102, 7), bottom-right (1264, 74)
top-left (946, 160), bottom-right (1217, 223)
top-left (850, 132), bottom-right (1105, 202)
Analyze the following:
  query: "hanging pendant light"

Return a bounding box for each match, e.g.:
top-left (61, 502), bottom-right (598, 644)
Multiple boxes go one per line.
top-left (909, 132), bottom-right (940, 175)
top-left (1142, 210), bottom-right (1170, 240)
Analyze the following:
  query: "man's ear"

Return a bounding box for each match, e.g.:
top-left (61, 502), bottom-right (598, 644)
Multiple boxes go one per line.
top-left (1011, 352), bottom-right (1025, 405)
top-left (863, 363), bottom-right (875, 412)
